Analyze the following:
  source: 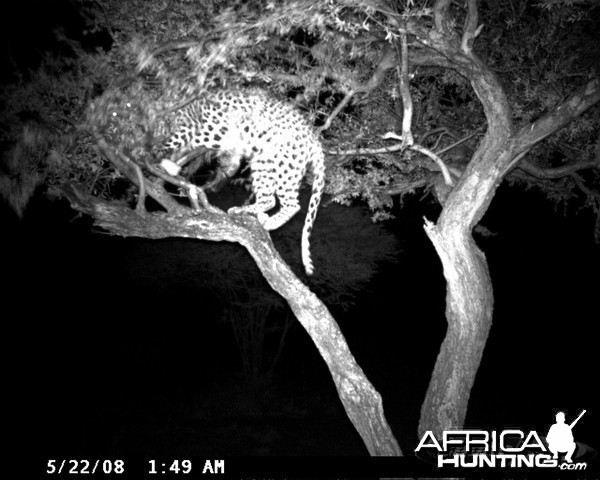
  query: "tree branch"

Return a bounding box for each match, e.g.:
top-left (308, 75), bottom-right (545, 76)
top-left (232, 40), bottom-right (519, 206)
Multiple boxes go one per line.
top-left (265, 45), bottom-right (397, 98)
top-left (433, 0), bottom-right (453, 35)
top-left (572, 172), bottom-right (600, 204)
top-left (512, 78), bottom-right (600, 157)
top-left (377, 178), bottom-right (429, 196)
top-left (541, 0), bottom-right (600, 5)
top-left (326, 142), bottom-right (405, 157)
top-left (410, 144), bottom-right (455, 185)
top-left (517, 158), bottom-right (600, 179)
top-left (316, 89), bottom-right (355, 134)
top-left (461, 0), bottom-right (484, 54)
top-left (94, 135), bottom-right (184, 214)
top-left (397, 28), bottom-right (414, 146)
top-left (358, 46), bottom-right (397, 93)
top-left (57, 183), bottom-right (402, 456)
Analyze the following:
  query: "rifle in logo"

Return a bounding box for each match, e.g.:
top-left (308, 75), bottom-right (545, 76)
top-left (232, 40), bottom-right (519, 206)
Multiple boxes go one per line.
top-left (570, 410), bottom-right (586, 429)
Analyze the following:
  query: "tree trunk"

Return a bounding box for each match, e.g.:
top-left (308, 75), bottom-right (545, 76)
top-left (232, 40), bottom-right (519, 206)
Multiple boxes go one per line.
top-left (420, 219), bottom-right (494, 436)
top-left (417, 73), bottom-right (599, 439)
top-left (419, 155), bottom-right (505, 436)
top-left (417, 54), bottom-right (514, 437)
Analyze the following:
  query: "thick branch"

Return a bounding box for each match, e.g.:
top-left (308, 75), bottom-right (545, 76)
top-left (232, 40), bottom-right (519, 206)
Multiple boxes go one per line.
top-left (414, 1), bottom-right (512, 439)
top-left (512, 79), bottom-right (600, 157)
top-left (58, 183), bottom-right (402, 456)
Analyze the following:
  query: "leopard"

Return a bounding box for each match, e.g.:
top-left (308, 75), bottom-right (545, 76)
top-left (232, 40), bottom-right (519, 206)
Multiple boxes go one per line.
top-left (158, 89), bottom-right (326, 275)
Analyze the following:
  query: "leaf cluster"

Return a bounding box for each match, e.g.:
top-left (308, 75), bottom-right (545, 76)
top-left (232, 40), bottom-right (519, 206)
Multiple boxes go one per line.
top-left (0, 34), bottom-right (122, 211)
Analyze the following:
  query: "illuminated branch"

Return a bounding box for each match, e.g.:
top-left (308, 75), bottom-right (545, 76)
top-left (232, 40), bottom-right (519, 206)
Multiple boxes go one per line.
top-left (331, 178), bottom-right (429, 199)
top-left (149, 163), bottom-right (215, 212)
top-left (435, 127), bottom-right (484, 156)
top-left (92, 123), bottom-right (222, 215)
top-left (261, 47), bottom-right (397, 138)
top-left (433, 0), bottom-right (452, 34)
top-left (381, 132), bottom-right (454, 186)
top-left (317, 89), bottom-right (355, 134)
top-left (461, 0), bottom-right (484, 54)
top-left (419, 127), bottom-right (452, 145)
top-left (410, 144), bottom-right (454, 186)
top-left (311, 46), bottom-right (397, 134)
top-left (93, 134), bottom-right (182, 214)
top-left (326, 141), bottom-right (405, 157)
top-left (517, 158), bottom-right (600, 179)
top-left (512, 79), bottom-right (600, 157)
top-left (397, 28), bottom-right (414, 147)
top-left (358, 47), bottom-right (398, 93)
top-left (116, 150), bottom-right (146, 213)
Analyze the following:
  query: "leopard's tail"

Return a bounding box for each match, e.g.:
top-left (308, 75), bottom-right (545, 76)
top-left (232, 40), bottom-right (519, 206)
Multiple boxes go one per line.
top-left (302, 146), bottom-right (326, 276)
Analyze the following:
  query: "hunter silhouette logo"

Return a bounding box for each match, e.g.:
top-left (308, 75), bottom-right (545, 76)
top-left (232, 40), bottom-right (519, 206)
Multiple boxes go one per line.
top-left (415, 409), bottom-right (594, 471)
top-left (546, 410), bottom-right (585, 463)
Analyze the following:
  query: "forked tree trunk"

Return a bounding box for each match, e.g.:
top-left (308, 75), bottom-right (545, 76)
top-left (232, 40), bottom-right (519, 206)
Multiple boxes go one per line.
top-left (412, 24), bottom-right (515, 431)
top-left (416, 54), bottom-right (599, 438)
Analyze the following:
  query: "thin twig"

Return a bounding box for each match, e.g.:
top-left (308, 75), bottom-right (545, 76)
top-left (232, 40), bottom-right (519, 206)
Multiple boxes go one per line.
top-left (316, 90), bottom-right (355, 134)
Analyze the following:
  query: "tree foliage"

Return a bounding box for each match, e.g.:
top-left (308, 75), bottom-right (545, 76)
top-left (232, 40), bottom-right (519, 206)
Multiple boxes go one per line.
top-left (478, 1), bottom-right (600, 208)
top-left (2, 0), bottom-right (598, 232)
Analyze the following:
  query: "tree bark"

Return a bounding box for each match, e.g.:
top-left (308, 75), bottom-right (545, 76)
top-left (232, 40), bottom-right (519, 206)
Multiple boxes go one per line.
top-left (419, 140), bottom-right (512, 438)
top-left (413, 6), bottom-right (600, 438)
top-left (59, 183), bottom-right (402, 456)
top-left (407, 1), bottom-right (514, 434)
